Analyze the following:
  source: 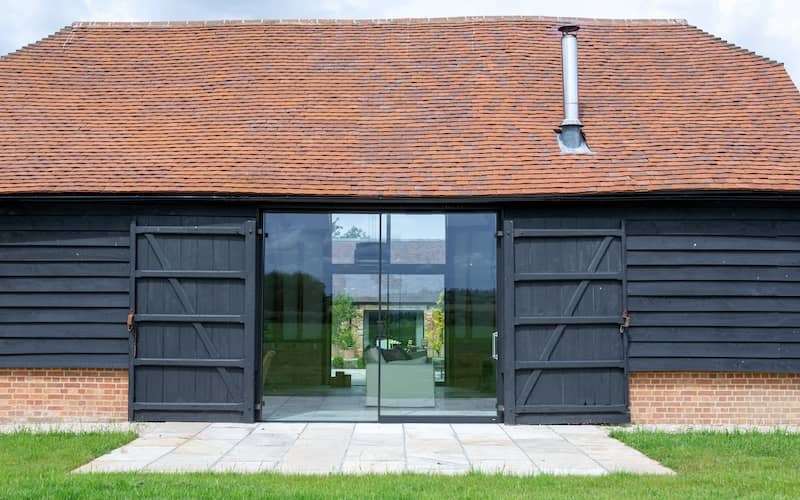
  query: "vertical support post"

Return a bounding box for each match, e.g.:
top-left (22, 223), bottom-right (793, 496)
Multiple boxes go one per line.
top-left (243, 220), bottom-right (257, 422)
top-left (127, 220), bottom-right (136, 421)
top-left (502, 219), bottom-right (517, 424)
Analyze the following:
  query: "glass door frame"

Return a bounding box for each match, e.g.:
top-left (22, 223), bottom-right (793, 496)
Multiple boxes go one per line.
top-left (256, 208), bottom-right (503, 424)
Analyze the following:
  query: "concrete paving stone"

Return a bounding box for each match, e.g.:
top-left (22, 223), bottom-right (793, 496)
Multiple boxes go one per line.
top-left (501, 425), bottom-right (562, 440)
top-left (76, 423), bottom-right (673, 476)
top-left (225, 444), bottom-right (291, 461)
top-left (211, 460), bottom-right (265, 473)
top-left (138, 422), bottom-right (209, 439)
top-left (341, 460), bottom-right (406, 474)
top-left (144, 453), bottom-right (222, 472)
top-left (172, 438), bottom-right (239, 455)
top-left (403, 423), bottom-right (455, 440)
top-left (462, 444), bottom-right (531, 461)
top-left (253, 422), bottom-right (307, 435)
top-left (99, 445), bottom-right (174, 462)
top-left (75, 460), bottom-right (147, 473)
top-left (195, 426), bottom-right (253, 441)
top-left (453, 424), bottom-right (515, 445)
top-left (470, 459), bottom-right (539, 475)
top-left (523, 450), bottom-right (606, 475)
top-left (126, 437), bottom-right (188, 448)
top-left (345, 445), bottom-right (405, 462)
top-left (353, 423), bottom-right (404, 435)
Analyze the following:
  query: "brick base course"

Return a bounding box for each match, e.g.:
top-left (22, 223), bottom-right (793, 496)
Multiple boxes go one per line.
top-left (0, 368), bottom-right (128, 423)
top-left (630, 371), bottom-right (800, 425)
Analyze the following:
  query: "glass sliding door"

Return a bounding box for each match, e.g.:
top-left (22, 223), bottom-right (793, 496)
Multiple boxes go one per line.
top-left (261, 213), bottom-right (379, 421)
top-left (260, 211), bottom-right (497, 421)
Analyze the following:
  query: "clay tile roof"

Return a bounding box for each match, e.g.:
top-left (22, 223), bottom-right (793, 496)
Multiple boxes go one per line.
top-left (0, 16), bottom-right (798, 198)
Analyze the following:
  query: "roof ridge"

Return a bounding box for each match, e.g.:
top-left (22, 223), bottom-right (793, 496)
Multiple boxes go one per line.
top-left (685, 23), bottom-right (783, 68)
top-left (70, 16), bottom-right (688, 28)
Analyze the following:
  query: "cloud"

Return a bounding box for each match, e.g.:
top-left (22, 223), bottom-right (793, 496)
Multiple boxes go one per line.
top-left (0, 0), bottom-right (797, 85)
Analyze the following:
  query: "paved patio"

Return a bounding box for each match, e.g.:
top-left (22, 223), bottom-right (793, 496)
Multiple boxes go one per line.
top-left (75, 422), bottom-right (673, 475)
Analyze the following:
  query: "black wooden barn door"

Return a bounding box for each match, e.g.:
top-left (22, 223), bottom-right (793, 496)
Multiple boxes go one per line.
top-left (129, 221), bottom-right (256, 422)
top-left (502, 220), bottom-right (629, 424)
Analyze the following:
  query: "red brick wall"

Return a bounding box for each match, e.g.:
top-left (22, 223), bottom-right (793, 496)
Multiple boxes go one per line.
top-left (0, 368), bottom-right (128, 423)
top-left (630, 372), bottom-right (800, 425)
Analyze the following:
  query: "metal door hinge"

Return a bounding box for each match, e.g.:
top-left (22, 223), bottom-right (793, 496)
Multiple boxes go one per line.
top-left (255, 402), bottom-right (262, 411)
top-left (496, 230), bottom-right (504, 238)
top-left (257, 228), bottom-right (264, 235)
top-left (619, 310), bottom-right (630, 334)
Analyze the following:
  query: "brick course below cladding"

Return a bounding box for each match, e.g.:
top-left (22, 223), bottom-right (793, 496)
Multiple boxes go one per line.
top-left (0, 368), bottom-right (127, 423)
top-left (629, 372), bottom-right (800, 425)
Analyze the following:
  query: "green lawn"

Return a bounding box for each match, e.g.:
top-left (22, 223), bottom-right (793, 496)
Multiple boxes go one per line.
top-left (0, 429), bottom-right (798, 499)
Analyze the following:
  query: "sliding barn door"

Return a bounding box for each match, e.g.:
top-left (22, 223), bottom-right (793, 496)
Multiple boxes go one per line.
top-left (129, 221), bottom-right (256, 422)
top-left (502, 219), bottom-right (629, 424)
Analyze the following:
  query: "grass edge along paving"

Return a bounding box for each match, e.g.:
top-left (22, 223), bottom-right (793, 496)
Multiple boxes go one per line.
top-left (0, 429), bottom-right (798, 499)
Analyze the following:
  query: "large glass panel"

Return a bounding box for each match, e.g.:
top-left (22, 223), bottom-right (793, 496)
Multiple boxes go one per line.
top-left (261, 213), bottom-right (379, 421)
top-left (379, 213), bottom-right (497, 418)
top-left (261, 211), bottom-right (497, 421)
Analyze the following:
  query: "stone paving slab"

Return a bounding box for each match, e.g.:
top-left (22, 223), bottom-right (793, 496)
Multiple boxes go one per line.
top-left (74, 423), bottom-right (674, 476)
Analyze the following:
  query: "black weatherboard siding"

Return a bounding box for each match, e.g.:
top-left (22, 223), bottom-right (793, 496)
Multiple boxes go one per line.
top-left (0, 206), bottom-right (131, 368)
top-left (1, 200), bottom-right (800, 424)
top-left (625, 212), bottom-right (800, 373)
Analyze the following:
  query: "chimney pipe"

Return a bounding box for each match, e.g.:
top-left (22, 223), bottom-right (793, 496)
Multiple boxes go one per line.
top-left (557, 24), bottom-right (588, 152)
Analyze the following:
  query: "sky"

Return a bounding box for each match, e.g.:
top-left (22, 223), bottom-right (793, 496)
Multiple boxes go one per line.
top-left (1, 0), bottom-right (798, 86)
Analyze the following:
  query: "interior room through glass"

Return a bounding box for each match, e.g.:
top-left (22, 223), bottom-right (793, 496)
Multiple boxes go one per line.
top-left (260, 212), bottom-right (498, 421)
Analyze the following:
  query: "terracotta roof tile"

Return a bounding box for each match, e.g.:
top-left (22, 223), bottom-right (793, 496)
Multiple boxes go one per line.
top-left (0, 16), bottom-right (798, 198)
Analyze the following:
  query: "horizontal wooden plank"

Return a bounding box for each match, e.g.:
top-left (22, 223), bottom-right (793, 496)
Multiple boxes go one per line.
top-left (0, 231), bottom-right (129, 247)
top-left (515, 229), bottom-right (622, 238)
top-left (135, 270), bottom-right (245, 279)
top-left (514, 413), bottom-right (630, 424)
top-left (0, 338), bottom-right (128, 355)
top-left (629, 357), bottom-right (800, 373)
top-left (628, 296), bottom-right (800, 312)
top-left (132, 402), bottom-right (244, 411)
top-left (0, 246), bottom-right (129, 262)
top-left (515, 360), bottom-right (625, 369)
top-left (514, 405), bottom-right (627, 414)
top-left (0, 354), bottom-right (128, 368)
top-left (514, 272), bottom-right (623, 282)
top-left (133, 358), bottom-right (245, 368)
top-left (630, 342), bottom-right (800, 359)
top-left (627, 266), bottom-right (800, 282)
top-left (628, 327), bottom-right (800, 343)
top-left (627, 250), bottom-right (800, 266)
top-left (0, 292), bottom-right (128, 308)
top-left (631, 312), bottom-right (800, 328)
top-left (0, 262), bottom-right (129, 277)
top-left (627, 235), bottom-right (800, 251)
top-left (628, 281), bottom-right (800, 297)
top-left (516, 316), bottom-right (621, 326)
top-left (0, 308), bottom-right (128, 324)
top-left (136, 226), bottom-right (245, 235)
top-left (0, 215), bottom-right (131, 231)
top-left (626, 219), bottom-right (800, 237)
top-left (0, 277), bottom-right (129, 292)
top-left (0, 323), bottom-right (127, 339)
top-left (135, 314), bottom-right (243, 323)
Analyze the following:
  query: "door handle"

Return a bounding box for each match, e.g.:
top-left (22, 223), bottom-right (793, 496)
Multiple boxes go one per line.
top-left (491, 331), bottom-right (499, 360)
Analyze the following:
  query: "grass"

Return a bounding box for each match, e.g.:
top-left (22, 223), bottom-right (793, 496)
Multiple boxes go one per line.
top-left (0, 429), bottom-right (798, 499)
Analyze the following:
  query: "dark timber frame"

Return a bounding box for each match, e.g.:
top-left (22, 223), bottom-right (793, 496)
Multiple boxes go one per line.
top-left (129, 221), bottom-right (257, 422)
top-left (502, 218), bottom-right (629, 424)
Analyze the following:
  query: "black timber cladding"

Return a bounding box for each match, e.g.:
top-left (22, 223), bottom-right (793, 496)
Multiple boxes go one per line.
top-left (0, 207), bottom-right (131, 368)
top-left (502, 215), bottom-right (629, 424)
top-left (625, 214), bottom-right (800, 373)
top-left (130, 218), bottom-right (257, 422)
